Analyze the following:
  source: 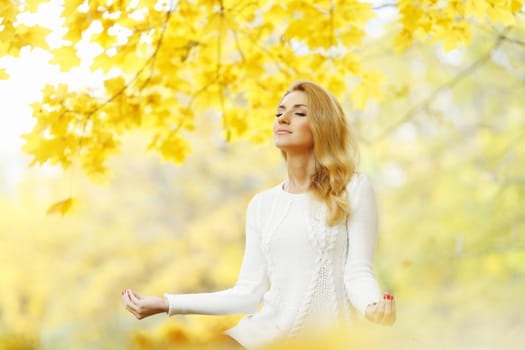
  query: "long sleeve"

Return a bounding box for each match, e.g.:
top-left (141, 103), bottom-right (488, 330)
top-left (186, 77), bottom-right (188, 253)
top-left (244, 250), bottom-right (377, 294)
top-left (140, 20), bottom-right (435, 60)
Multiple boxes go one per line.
top-left (164, 195), bottom-right (269, 316)
top-left (344, 174), bottom-right (382, 316)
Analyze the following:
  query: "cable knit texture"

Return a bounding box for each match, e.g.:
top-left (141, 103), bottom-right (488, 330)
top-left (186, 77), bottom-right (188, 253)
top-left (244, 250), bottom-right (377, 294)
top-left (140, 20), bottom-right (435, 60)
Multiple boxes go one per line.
top-left (164, 172), bottom-right (382, 349)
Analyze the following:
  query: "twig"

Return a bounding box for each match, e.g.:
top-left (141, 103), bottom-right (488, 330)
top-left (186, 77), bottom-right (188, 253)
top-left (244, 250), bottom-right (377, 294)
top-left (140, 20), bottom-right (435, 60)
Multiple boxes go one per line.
top-left (76, 0), bottom-right (176, 150)
top-left (233, 30), bottom-right (246, 63)
top-left (373, 2), bottom-right (397, 10)
top-left (372, 27), bottom-right (511, 143)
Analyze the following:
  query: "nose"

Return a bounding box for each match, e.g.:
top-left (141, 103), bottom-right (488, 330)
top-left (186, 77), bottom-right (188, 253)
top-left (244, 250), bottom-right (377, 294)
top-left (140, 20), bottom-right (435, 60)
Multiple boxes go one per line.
top-left (277, 110), bottom-right (291, 124)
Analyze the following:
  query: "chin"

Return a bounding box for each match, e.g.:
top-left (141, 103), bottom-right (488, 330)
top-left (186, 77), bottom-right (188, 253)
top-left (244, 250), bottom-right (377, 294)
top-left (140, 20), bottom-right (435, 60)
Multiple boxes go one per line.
top-left (273, 141), bottom-right (289, 150)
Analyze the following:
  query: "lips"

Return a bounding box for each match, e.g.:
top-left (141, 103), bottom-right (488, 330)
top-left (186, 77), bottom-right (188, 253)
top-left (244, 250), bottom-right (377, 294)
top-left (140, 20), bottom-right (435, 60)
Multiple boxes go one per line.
top-left (275, 129), bottom-right (292, 134)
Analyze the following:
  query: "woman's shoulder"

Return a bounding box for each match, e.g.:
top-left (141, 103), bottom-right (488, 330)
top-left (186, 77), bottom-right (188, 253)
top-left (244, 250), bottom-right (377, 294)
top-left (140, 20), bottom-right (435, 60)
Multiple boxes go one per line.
top-left (245, 182), bottom-right (283, 218)
top-left (252, 182), bottom-right (283, 201)
top-left (346, 172), bottom-right (376, 199)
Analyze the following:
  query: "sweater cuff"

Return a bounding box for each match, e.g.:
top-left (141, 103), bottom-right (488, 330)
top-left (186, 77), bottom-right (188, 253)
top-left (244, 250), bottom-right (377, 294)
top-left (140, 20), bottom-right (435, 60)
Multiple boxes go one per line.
top-left (358, 295), bottom-right (381, 316)
top-left (164, 293), bottom-right (177, 316)
top-left (349, 286), bottom-right (382, 316)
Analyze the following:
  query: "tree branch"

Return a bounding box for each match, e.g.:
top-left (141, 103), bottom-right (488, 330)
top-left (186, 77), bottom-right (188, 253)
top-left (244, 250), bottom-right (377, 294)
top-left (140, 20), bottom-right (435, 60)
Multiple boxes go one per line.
top-left (372, 2), bottom-right (397, 11)
top-left (233, 29), bottom-right (246, 63)
top-left (217, 0), bottom-right (230, 140)
top-left (498, 34), bottom-right (525, 47)
top-left (76, 0), bottom-right (176, 150)
top-left (329, 0), bottom-right (336, 56)
top-left (139, 1), bottom-right (176, 90)
top-left (487, 22), bottom-right (525, 47)
top-left (371, 27), bottom-right (511, 143)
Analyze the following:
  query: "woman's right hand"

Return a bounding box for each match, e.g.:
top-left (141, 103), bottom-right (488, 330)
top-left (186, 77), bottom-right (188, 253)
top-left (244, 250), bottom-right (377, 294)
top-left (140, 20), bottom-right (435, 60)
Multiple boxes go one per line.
top-left (364, 292), bottom-right (396, 326)
top-left (122, 289), bottom-right (169, 319)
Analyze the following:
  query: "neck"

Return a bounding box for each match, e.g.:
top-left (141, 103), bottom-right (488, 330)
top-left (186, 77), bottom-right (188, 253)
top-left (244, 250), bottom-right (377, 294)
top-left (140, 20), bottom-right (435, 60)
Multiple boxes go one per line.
top-left (284, 152), bottom-right (316, 193)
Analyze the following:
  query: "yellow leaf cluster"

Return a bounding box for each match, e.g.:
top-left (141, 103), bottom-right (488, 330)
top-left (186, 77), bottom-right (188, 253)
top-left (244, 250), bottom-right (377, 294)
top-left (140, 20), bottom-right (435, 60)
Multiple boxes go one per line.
top-left (283, 0), bottom-right (374, 49)
top-left (3, 0), bottom-right (522, 180)
top-left (0, 12), bottom-right (51, 57)
top-left (395, 0), bottom-right (522, 52)
top-left (149, 131), bottom-right (191, 164)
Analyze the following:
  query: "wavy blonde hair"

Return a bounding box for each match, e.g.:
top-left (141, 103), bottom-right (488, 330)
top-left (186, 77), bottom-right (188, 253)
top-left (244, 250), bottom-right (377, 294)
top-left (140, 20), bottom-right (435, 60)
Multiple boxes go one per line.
top-left (281, 80), bottom-right (360, 226)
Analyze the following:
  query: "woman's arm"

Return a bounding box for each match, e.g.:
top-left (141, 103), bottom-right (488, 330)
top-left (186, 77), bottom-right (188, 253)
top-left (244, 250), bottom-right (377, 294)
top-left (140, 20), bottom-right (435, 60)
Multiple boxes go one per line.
top-left (123, 195), bottom-right (269, 319)
top-left (344, 174), bottom-right (395, 325)
top-left (344, 174), bottom-right (382, 314)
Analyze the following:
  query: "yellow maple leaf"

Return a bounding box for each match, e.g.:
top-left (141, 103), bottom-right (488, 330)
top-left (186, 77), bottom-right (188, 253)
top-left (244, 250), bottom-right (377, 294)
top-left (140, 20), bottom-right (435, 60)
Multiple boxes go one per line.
top-left (25, 0), bottom-right (48, 12)
top-left (340, 52), bottom-right (361, 74)
top-left (104, 76), bottom-right (126, 95)
top-left (17, 24), bottom-right (51, 50)
top-left (393, 29), bottom-right (413, 53)
top-left (224, 107), bottom-right (248, 141)
top-left (339, 27), bottom-right (365, 48)
top-left (46, 197), bottom-right (77, 216)
top-left (349, 71), bottom-right (385, 110)
top-left (435, 22), bottom-right (472, 52)
top-left (90, 31), bottom-right (117, 49)
top-left (157, 132), bottom-right (191, 163)
top-left (50, 46), bottom-right (82, 72)
top-left (20, 132), bottom-right (45, 165)
top-left (90, 52), bottom-right (114, 73)
top-left (510, 0), bottom-right (523, 12)
top-left (0, 68), bottom-right (9, 80)
top-left (465, 0), bottom-right (488, 20)
top-left (487, 4), bottom-right (516, 26)
top-left (339, 0), bottom-right (376, 27)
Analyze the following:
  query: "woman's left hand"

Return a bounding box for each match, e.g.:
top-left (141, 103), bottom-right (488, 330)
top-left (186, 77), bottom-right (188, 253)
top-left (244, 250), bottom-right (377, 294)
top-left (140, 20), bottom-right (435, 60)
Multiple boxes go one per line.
top-left (364, 292), bottom-right (396, 326)
top-left (121, 289), bottom-right (169, 319)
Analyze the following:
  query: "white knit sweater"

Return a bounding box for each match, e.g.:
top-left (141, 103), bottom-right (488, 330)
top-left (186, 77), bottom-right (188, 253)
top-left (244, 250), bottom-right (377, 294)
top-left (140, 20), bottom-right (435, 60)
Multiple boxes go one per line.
top-left (164, 172), bottom-right (382, 348)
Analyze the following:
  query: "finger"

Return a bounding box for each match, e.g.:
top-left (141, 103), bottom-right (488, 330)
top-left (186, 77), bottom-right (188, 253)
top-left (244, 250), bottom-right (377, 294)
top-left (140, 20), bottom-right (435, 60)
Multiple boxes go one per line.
top-left (129, 289), bottom-right (142, 299)
top-left (374, 300), bottom-right (386, 323)
top-left (122, 289), bottom-right (132, 305)
top-left (390, 297), bottom-right (397, 324)
top-left (128, 290), bottom-right (141, 304)
top-left (123, 292), bottom-right (136, 311)
top-left (377, 300), bottom-right (386, 322)
top-left (126, 290), bottom-right (140, 307)
top-left (382, 297), bottom-right (392, 324)
top-left (382, 295), bottom-right (396, 326)
top-left (365, 302), bottom-right (378, 323)
top-left (126, 304), bottom-right (141, 319)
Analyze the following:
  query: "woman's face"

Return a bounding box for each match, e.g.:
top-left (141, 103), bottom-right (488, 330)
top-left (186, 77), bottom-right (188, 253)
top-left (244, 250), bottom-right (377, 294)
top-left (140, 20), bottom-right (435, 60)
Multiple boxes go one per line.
top-left (273, 91), bottom-right (314, 153)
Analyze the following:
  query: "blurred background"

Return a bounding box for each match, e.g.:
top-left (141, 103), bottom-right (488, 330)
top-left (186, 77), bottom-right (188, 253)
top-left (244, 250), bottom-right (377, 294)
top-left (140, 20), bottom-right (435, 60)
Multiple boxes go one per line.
top-left (1, 0), bottom-right (524, 349)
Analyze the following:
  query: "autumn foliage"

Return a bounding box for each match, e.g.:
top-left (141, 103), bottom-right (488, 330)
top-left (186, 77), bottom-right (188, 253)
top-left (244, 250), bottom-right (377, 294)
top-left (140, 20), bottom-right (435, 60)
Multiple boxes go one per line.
top-left (0, 0), bottom-right (521, 180)
top-left (1, 0), bottom-right (525, 349)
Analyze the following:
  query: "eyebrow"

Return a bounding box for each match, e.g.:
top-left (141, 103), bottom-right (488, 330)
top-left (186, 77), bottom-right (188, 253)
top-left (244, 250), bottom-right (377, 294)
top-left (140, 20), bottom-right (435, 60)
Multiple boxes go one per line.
top-left (277, 104), bottom-right (308, 109)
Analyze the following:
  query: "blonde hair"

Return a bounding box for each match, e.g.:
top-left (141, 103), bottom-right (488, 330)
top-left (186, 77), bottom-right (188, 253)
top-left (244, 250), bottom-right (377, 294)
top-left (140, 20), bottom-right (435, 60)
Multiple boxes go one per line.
top-left (281, 80), bottom-right (360, 226)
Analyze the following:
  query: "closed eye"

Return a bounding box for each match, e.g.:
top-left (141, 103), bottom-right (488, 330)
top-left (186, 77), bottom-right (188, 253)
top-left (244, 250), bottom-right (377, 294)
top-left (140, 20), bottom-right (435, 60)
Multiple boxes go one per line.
top-left (275, 112), bottom-right (307, 117)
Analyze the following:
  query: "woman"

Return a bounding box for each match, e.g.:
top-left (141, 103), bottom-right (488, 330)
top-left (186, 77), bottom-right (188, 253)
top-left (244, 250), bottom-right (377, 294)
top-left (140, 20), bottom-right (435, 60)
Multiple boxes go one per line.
top-left (122, 80), bottom-right (396, 349)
